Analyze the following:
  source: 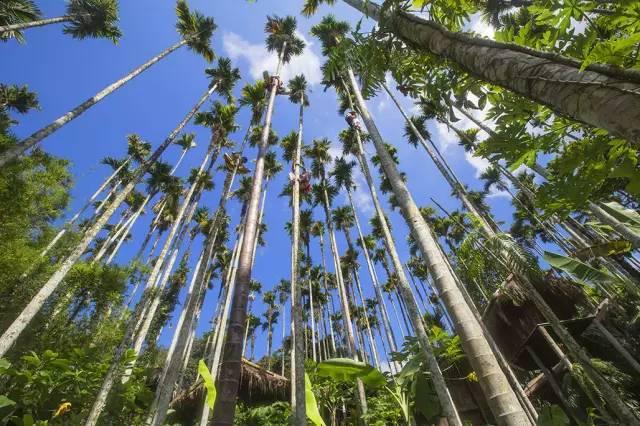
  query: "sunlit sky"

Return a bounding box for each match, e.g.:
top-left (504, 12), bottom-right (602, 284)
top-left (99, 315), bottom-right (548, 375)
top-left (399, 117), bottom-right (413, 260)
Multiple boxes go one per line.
top-left (2, 0), bottom-right (528, 361)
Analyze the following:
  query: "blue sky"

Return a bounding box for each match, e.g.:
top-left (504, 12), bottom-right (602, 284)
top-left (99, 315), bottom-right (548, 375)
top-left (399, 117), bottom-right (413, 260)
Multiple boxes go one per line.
top-left (2, 0), bottom-right (523, 363)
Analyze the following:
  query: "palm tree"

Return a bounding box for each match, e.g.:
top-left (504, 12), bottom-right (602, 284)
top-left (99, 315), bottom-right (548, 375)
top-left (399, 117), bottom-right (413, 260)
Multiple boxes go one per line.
top-left (0, 71), bottom-right (217, 363)
top-left (306, 137), bottom-right (368, 414)
top-left (281, 73), bottom-right (310, 418)
top-left (303, 0), bottom-right (640, 145)
top-left (212, 15), bottom-right (303, 425)
top-left (145, 106), bottom-right (241, 426)
top-left (0, 0), bottom-right (120, 41)
top-left (0, 0), bottom-right (216, 167)
top-left (310, 220), bottom-right (338, 355)
top-left (261, 290), bottom-right (279, 370)
top-left (0, 0), bottom-right (41, 42)
top-left (331, 156), bottom-right (398, 358)
top-left (276, 279), bottom-right (291, 376)
top-left (343, 65), bottom-right (530, 424)
top-left (38, 134), bottom-right (151, 260)
top-left (311, 16), bottom-right (466, 424)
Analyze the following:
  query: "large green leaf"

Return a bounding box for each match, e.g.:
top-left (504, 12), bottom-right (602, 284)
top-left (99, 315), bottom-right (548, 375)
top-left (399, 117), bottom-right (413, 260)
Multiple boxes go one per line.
top-left (0, 395), bottom-right (15, 409)
top-left (536, 405), bottom-right (569, 425)
top-left (304, 373), bottom-right (326, 426)
top-left (316, 358), bottom-right (386, 388)
top-left (543, 251), bottom-right (617, 289)
top-left (198, 359), bottom-right (216, 409)
top-left (574, 240), bottom-right (632, 261)
top-left (599, 202), bottom-right (640, 234)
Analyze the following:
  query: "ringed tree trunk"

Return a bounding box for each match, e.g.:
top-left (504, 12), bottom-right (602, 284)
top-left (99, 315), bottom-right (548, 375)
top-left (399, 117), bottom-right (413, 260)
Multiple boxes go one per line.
top-left (40, 157), bottom-right (132, 259)
top-left (318, 231), bottom-right (338, 354)
top-left (343, 78), bottom-right (464, 424)
top-left (0, 39), bottom-right (190, 167)
top-left (347, 189), bottom-right (398, 354)
top-left (346, 68), bottom-right (530, 425)
top-left (128, 139), bottom-right (219, 369)
top-left (289, 100), bottom-right (308, 422)
top-left (456, 106), bottom-right (640, 248)
top-left (342, 0), bottom-right (640, 145)
top-left (319, 178), bottom-right (368, 414)
top-left (0, 83), bottom-right (216, 360)
top-left (211, 43), bottom-right (286, 426)
top-left (0, 16), bottom-right (69, 33)
top-left (80, 83), bottom-right (217, 426)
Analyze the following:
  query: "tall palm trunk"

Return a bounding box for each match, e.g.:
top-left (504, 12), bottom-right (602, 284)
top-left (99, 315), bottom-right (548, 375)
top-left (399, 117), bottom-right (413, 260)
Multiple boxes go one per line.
top-left (288, 98), bottom-right (308, 422)
top-left (0, 39), bottom-right (191, 167)
top-left (346, 68), bottom-right (528, 425)
top-left (212, 44), bottom-right (286, 425)
top-left (348, 190), bottom-right (398, 354)
top-left (129, 142), bottom-right (218, 370)
top-left (319, 180), bottom-right (368, 414)
top-left (318, 231), bottom-right (338, 354)
top-left (0, 84), bottom-right (215, 360)
top-left (457, 106), bottom-right (640, 247)
top-left (342, 0), bottom-right (640, 145)
top-left (40, 157), bottom-right (131, 258)
top-left (0, 16), bottom-right (70, 33)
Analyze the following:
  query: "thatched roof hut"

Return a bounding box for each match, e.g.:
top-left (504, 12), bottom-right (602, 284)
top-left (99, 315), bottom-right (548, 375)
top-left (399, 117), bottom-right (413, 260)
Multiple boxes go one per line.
top-left (482, 273), bottom-right (590, 369)
top-left (170, 358), bottom-right (289, 423)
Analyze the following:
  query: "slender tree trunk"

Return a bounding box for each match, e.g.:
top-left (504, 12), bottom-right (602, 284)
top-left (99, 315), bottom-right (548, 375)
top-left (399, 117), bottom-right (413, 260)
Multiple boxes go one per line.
top-left (289, 96), bottom-right (310, 421)
top-left (0, 84), bottom-right (215, 360)
top-left (320, 182), bottom-right (368, 414)
top-left (0, 39), bottom-right (189, 167)
top-left (318, 232), bottom-right (338, 354)
top-left (40, 157), bottom-right (131, 258)
top-left (129, 143), bottom-right (216, 370)
top-left (343, 0), bottom-right (640, 145)
top-left (211, 44), bottom-right (287, 426)
top-left (348, 190), bottom-right (398, 353)
top-left (346, 68), bottom-right (529, 425)
top-left (0, 16), bottom-right (69, 33)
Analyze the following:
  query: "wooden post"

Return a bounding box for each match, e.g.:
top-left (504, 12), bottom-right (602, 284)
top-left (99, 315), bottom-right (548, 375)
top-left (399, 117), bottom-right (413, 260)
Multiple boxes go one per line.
top-left (526, 346), bottom-right (583, 424)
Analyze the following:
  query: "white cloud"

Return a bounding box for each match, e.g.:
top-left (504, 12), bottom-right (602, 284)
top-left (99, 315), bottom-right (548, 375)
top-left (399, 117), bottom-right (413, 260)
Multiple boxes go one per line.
top-left (223, 31), bottom-right (322, 85)
top-left (464, 151), bottom-right (491, 177)
top-left (467, 14), bottom-right (495, 39)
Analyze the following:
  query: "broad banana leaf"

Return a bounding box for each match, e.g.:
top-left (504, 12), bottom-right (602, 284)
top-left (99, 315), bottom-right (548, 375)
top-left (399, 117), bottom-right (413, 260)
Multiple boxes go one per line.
top-left (574, 240), bottom-right (632, 261)
top-left (543, 251), bottom-right (617, 289)
top-left (600, 202), bottom-right (640, 234)
top-left (316, 358), bottom-right (386, 388)
top-left (198, 359), bottom-right (216, 409)
top-left (305, 373), bottom-right (326, 426)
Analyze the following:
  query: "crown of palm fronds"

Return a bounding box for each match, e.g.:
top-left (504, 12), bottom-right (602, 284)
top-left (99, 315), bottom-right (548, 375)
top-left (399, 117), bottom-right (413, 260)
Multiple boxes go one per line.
top-left (126, 134), bottom-right (151, 161)
top-left (264, 15), bottom-right (305, 63)
top-left (174, 133), bottom-right (196, 150)
top-left (205, 57), bottom-right (241, 102)
top-left (264, 151), bottom-right (283, 180)
top-left (176, 0), bottom-right (216, 62)
top-left (239, 80), bottom-right (267, 124)
top-left (249, 125), bottom-right (278, 148)
top-left (330, 156), bottom-right (356, 191)
top-left (404, 115), bottom-right (430, 147)
top-left (195, 102), bottom-right (239, 136)
top-left (63, 0), bottom-right (121, 42)
top-left (0, 84), bottom-right (39, 113)
top-left (310, 14), bottom-right (348, 55)
top-left (280, 131), bottom-right (299, 164)
top-left (288, 74), bottom-right (310, 106)
top-left (0, 0), bottom-right (42, 42)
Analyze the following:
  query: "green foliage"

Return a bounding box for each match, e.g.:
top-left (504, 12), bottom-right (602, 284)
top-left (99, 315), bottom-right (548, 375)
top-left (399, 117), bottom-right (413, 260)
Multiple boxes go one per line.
top-left (305, 373), bottom-right (326, 426)
top-left (198, 359), bottom-right (216, 409)
top-left (235, 402), bottom-right (292, 426)
top-left (536, 405), bottom-right (569, 425)
top-left (63, 0), bottom-right (121, 43)
top-left (543, 251), bottom-right (621, 291)
top-left (316, 358), bottom-right (386, 388)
